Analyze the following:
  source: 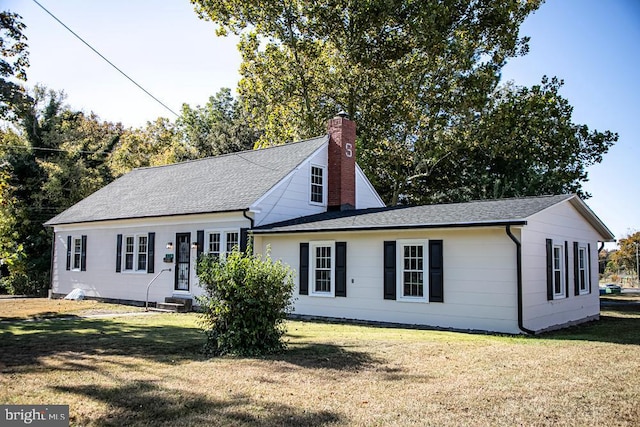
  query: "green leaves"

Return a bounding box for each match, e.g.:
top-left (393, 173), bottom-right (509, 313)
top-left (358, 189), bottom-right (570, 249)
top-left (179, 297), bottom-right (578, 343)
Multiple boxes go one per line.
top-left (192, 0), bottom-right (546, 202)
top-left (197, 247), bottom-right (295, 357)
top-left (1, 11), bottom-right (32, 122)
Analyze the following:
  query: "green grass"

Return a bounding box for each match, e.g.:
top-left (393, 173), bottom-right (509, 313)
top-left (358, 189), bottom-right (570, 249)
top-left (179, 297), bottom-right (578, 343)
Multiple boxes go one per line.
top-left (0, 301), bottom-right (639, 426)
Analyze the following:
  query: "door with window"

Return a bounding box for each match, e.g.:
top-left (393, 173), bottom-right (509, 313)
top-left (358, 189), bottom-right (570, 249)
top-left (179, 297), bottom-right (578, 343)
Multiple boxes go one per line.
top-left (175, 233), bottom-right (191, 291)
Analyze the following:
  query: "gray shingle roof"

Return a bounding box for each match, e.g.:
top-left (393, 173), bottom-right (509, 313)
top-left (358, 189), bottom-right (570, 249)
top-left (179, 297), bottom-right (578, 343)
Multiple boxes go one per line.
top-left (253, 194), bottom-right (601, 234)
top-left (45, 135), bottom-right (328, 225)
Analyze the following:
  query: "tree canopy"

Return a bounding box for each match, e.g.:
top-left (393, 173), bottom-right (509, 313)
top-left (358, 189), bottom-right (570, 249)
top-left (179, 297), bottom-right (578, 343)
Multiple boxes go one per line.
top-left (0, 11), bottom-right (31, 121)
top-left (0, 82), bottom-right (259, 294)
top-left (191, 0), bottom-right (616, 204)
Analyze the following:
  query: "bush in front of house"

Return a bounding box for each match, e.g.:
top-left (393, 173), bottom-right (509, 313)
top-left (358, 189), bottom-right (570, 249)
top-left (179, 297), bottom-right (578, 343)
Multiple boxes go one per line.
top-left (196, 247), bottom-right (294, 356)
top-left (0, 271), bottom-right (49, 296)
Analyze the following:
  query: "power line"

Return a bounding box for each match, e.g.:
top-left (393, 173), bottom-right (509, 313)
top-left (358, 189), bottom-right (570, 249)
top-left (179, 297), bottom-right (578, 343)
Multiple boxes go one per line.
top-left (0, 144), bottom-right (109, 155)
top-left (31, 0), bottom-right (180, 118)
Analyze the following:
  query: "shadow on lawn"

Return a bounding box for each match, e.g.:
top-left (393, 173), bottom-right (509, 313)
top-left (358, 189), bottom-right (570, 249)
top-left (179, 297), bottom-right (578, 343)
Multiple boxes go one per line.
top-left (274, 342), bottom-right (382, 371)
top-left (0, 317), bottom-right (206, 370)
top-left (539, 308), bottom-right (640, 345)
top-left (54, 380), bottom-right (341, 427)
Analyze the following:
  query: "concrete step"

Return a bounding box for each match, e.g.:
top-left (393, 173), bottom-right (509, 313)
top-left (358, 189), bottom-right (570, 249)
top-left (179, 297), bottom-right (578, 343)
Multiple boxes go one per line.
top-left (147, 307), bottom-right (176, 313)
top-left (156, 302), bottom-right (187, 313)
top-left (165, 297), bottom-right (193, 311)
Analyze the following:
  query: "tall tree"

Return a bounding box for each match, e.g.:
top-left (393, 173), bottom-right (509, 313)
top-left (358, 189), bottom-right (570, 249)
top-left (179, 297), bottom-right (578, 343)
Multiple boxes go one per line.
top-left (177, 88), bottom-right (261, 157)
top-left (406, 77), bottom-right (618, 204)
top-left (611, 231), bottom-right (640, 280)
top-left (0, 11), bottom-right (31, 122)
top-left (0, 87), bottom-right (123, 295)
top-left (192, 0), bottom-right (542, 203)
top-left (109, 118), bottom-right (186, 176)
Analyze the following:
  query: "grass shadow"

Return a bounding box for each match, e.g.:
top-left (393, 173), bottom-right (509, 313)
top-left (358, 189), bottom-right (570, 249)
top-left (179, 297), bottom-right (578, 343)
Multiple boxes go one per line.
top-left (271, 342), bottom-right (382, 372)
top-left (54, 381), bottom-right (342, 426)
top-left (538, 308), bottom-right (640, 345)
top-left (0, 316), bottom-right (206, 370)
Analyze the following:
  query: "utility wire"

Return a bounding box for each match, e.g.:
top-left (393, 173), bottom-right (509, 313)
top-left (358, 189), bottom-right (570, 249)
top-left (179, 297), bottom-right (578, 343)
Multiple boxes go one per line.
top-left (0, 144), bottom-right (109, 155)
top-left (31, 0), bottom-right (180, 118)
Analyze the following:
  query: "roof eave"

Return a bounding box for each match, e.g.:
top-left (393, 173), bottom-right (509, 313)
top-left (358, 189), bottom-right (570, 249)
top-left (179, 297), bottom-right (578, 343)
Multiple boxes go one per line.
top-left (44, 208), bottom-right (251, 227)
top-left (567, 196), bottom-right (616, 242)
top-left (252, 220), bottom-right (528, 235)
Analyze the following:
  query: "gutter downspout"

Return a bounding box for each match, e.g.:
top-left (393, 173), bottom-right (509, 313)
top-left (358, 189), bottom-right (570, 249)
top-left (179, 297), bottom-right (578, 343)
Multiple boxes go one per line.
top-left (242, 209), bottom-right (255, 229)
top-left (243, 209), bottom-right (255, 254)
top-left (506, 225), bottom-right (536, 335)
top-left (48, 230), bottom-right (55, 298)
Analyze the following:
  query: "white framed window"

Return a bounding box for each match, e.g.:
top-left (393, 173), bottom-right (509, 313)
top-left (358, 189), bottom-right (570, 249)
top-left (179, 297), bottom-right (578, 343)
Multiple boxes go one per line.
top-left (578, 245), bottom-right (589, 294)
top-left (553, 244), bottom-right (565, 297)
top-left (206, 229), bottom-right (241, 257)
top-left (123, 234), bottom-right (148, 272)
top-left (310, 165), bottom-right (325, 205)
top-left (72, 237), bottom-right (82, 271)
top-left (137, 235), bottom-right (148, 271)
top-left (226, 231), bottom-right (239, 253)
top-left (397, 239), bottom-right (428, 302)
top-left (310, 241), bottom-right (334, 297)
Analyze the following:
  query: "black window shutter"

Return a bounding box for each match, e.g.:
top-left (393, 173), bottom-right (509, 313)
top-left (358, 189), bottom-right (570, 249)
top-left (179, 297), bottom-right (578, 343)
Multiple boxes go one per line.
top-left (564, 241), bottom-right (569, 298)
top-left (299, 243), bottom-right (309, 295)
top-left (147, 232), bottom-right (155, 274)
top-left (429, 240), bottom-right (444, 303)
top-left (588, 243), bottom-right (592, 293)
top-left (383, 241), bottom-right (396, 300)
top-left (197, 230), bottom-right (204, 259)
top-left (240, 228), bottom-right (249, 253)
top-left (116, 234), bottom-right (123, 273)
top-left (573, 242), bottom-right (579, 296)
top-left (66, 236), bottom-right (72, 271)
top-left (80, 235), bottom-right (87, 271)
top-left (546, 239), bottom-right (553, 300)
top-left (335, 242), bottom-right (347, 297)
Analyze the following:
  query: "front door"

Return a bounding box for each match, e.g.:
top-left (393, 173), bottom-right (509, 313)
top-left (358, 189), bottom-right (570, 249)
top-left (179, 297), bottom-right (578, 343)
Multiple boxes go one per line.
top-left (175, 233), bottom-right (191, 291)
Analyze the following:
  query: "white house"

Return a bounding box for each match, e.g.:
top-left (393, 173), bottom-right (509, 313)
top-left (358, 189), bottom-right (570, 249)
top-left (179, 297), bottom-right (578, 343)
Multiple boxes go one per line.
top-left (45, 114), bottom-right (615, 334)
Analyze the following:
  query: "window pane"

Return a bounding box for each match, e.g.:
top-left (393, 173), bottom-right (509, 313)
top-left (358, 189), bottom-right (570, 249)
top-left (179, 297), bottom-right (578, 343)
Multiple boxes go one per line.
top-left (73, 238), bottom-right (82, 269)
top-left (402, 244), bottom-right (424, 297)
top-left (208, 233), bottom-right (220, 255)
top-left (313, 244), bottom-right (332, 292)
top-left (125, 254), bottom-right (134, 270)
top-left (138, 253), bottom-right (147, 271)
top-left (138, 236), bottom-right (147, 254)
top-left (226, 232), bottom-right (239, 252)
top-left (125, 236), bottom-right (134, 253)
top-left (311, 166), bottom-right (323, 203)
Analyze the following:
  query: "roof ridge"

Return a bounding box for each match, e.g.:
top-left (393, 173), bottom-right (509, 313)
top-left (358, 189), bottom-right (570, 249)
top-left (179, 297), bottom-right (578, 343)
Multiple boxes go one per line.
top-left (131, 134), bottom-right (328, 172)
top-left (416, 194), bottom-right (574, 207)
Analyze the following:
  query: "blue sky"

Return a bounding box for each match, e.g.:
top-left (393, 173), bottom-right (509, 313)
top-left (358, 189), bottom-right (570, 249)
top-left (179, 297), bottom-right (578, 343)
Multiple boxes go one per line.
top-left (4, 0), bottom-right (639, 245)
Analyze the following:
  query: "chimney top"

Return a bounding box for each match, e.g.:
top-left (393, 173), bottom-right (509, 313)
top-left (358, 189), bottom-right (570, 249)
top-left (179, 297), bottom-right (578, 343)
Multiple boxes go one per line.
top-left (336, 110), bottom-right (349, 119)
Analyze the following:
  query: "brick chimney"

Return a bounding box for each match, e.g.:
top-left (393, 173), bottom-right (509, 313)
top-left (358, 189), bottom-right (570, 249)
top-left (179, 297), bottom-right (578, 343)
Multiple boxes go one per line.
top-left (327, 112), bottom-right (356, 211)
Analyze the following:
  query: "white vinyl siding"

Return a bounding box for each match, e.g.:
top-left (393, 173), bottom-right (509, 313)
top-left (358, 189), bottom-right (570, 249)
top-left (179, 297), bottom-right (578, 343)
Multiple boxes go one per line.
top-left (257, 228), bottom-right (521, 333)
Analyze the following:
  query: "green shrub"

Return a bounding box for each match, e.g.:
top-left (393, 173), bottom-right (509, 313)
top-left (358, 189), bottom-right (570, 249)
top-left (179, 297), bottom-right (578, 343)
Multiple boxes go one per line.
top-left (196, 247), bottom-right (294, 357)
top-left (1, 271), bottom-right (49, 296)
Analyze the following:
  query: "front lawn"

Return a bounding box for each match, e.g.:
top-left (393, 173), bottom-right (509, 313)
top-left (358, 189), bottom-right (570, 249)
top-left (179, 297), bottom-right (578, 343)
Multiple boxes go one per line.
top-left (0, 300), bottom-right (638, 426)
